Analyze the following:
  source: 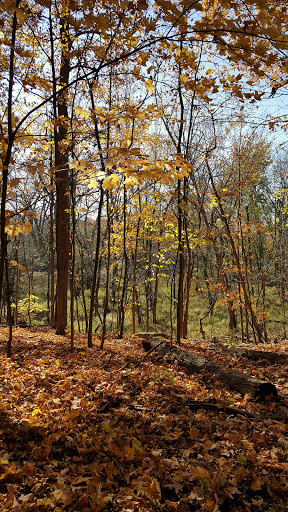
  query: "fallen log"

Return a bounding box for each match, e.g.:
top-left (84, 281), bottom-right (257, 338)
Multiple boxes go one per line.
top-left (132, 332), bottom-right (170, 340)
top-left (224, 347), bottom-right (288, 364)
top-left (141, 339), bottom-right (278, 401)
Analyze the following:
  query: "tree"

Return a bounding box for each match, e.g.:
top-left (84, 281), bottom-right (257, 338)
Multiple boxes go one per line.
top-left (1, 0), bottom-right (288, 352)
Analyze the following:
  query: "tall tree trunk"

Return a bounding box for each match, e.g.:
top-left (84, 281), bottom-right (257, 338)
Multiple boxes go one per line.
top-left (49, 170), bottom-right (55, 326)
top-left (101, 192), bottom-right (111, 348)
top-left (70, 167), bottom-right (76, 351)
top-left (152, 240), bottom-right (161, 327)
top-left (176, 47), bottom-right (185, 345)
top-left (78, 241), bottom-right (88, 332)
top-left (144, 237), bottom-right (152, 332)
top-left (0, 2), bottom-right (20, 356)
top-left (88, 185), bottom-right (104, 347)
top-left (118, 185), bottom-right (129, 338)
top-left (132, 216), bottom-right (141, 334)
top-left (177, 179), bottom-right (184, 343)
top-left (49, 3), bottom-right (71, 334)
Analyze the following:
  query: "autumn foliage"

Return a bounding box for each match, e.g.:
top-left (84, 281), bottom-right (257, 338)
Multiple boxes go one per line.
top-left (1, 1), bottom-right (288, 509)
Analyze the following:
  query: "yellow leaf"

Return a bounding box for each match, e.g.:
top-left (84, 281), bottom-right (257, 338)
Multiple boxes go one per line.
top-left (88, 178), bottom-right (98, 189)
top-left (101, 422), bottom-right (116, 437)
top-left (23, 221), bottom-right (32, 233)
top-left (123, 177), bottom-right (138, 188)
top-left (31, 408), bottom-right (42, 417)
top-left (74, 106), bottom-right (90, 119)
top-left (145, 478), bottom-right (161, 501)
top-left (9, 261), bottom-right (25, 271)
top-left (37, 499), bottom-right (54, 507)
top-left (53, 489), bottom-right (72, 506)
top-left (210, 197), bottom-right (218, 208)
top-left (145, 79), bottom-right (155, 93)
top-left (180, 74), bottom-right (189, 84)
top-left (132, 437), bottom-right (142, 451)
top-left (251, 476), bottom-right (264, 491)
top-left (102, 174), bottom-right (120, 191)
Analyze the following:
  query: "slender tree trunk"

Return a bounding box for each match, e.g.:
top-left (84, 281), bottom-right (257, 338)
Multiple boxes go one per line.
top-left (87, 186), bottom-right (104, 347)
top-left (49, 3), bottom-right (71, 334)
top-left (132, 217), bottom-right (140, 334)
top-left (262, 267), bottom-right (268, 343)
top-left (144, 237), bottom-right (152, 332)
top-left (101, 192), bottom-right (111, 348)
top-left (176, 48), bottom-right (185, 345)
top-left (15, 246), bottom-right (19, 326)
top-left (152, 240), bottom-right (161, 327)
top-left (0, 3), bottom-right (20, 356)
top-left (183, 249), bottom-right (194, 338)
top-left (177, 179), bottom-right (184, 343)
top-left (49, 173), bottom-right (55, 326)
top-left (78, 242), bottom-right (88, 332)
top-left (5, 260), bottom-right (12, 358)
top-left (70, 168), bottom-right (76, 351)
top-left (118, 185), bottom-right (129, 338)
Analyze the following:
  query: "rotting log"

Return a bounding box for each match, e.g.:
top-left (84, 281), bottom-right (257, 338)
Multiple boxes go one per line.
top-left (141, 339), bottom-right (278, 401)
top-left (224, 347), bottom-right (288, 364)
top-left (132, 332), bottom-right (170, 340)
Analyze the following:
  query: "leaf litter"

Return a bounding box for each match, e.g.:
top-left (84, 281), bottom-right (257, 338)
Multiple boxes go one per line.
top-left (0, 327), bottom-right (288, 511)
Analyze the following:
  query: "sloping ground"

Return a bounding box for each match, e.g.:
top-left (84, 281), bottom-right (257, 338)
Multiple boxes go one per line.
top-left (0, 327), bottom-right (288, 512)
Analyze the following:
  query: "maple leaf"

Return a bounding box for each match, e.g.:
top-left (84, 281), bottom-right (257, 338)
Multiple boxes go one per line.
top-left (102, 174), bottom-right (121, 190)
top-left (73, 106), bottom-right (90, 119)
top-left (251, 476), bottom-right (264, 491)
top-left (145, 79), bottom-right (155, 93)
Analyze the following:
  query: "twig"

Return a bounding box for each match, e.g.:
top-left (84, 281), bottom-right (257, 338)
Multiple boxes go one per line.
top-left (118, 339), bottom-right (167, 371)
top-left (183, 400), bottom-right (257, 418)
top-left (134, 340), bottom-right (166, 369)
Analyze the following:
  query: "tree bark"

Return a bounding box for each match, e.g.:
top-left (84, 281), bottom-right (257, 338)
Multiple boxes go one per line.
top-left (50, 4), bottom-right (71, 334)
top-left (141, 339), bottom-right (278, 400)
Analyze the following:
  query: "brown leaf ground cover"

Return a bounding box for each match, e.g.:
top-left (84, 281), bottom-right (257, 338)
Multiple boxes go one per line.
top-left (0, 327), bottom-right (288, 512)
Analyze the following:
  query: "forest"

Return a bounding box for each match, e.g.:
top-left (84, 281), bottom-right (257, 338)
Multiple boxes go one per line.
top-left (1, 0), bottom-right (288, 511)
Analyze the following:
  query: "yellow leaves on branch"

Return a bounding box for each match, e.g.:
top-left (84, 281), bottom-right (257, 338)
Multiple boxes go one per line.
top-left (10, 260), bottom-right (25, 271)
top-left (123, 176), bottom-right (139, 188)
top-left (69, 148), bottom-right (193, 193)
top-left (145, 80), bottom-right (155, 93)
top-left (6, 220), bottom-right (32, 237)
top-left (102, 174), bottom-right (121, 190)
top-left (73, 106), bottom-right (90, 120)
top-left (5, 209), bottom-right (35, 238)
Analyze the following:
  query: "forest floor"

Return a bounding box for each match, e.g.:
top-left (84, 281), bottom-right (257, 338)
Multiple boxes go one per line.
top-left (0, 327), bottom-right (288, 512)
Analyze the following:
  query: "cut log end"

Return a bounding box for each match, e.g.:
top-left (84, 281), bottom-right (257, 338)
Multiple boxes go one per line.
top-left (254, 382), bottom-right (278, 402)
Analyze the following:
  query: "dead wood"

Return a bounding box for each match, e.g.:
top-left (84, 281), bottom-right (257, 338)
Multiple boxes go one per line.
top-left (141, 339), bottom-right (278, 401)
top-left (132, 332), bottom-right (171, 340)
top-left (181, 400), bottom-right (257, 418)
top-left (180, 400), bottom-right (288, 423)
top-left (224, 347), bottom-right (288, 363)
